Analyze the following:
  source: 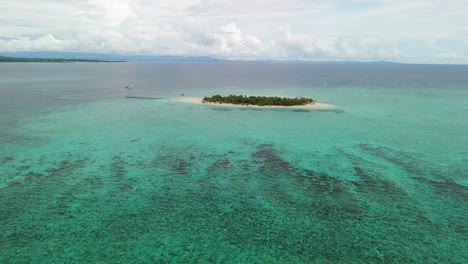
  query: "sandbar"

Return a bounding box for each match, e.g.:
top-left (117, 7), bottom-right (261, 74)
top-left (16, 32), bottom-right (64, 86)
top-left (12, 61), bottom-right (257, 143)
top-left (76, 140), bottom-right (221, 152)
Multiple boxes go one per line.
top-left (174, 97), bottom-right (334, 109)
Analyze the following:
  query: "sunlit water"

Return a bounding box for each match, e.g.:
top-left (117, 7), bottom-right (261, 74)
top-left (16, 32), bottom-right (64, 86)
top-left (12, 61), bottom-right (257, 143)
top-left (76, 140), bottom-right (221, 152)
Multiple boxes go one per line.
top-left (0, 62), bottom-right (467, 263)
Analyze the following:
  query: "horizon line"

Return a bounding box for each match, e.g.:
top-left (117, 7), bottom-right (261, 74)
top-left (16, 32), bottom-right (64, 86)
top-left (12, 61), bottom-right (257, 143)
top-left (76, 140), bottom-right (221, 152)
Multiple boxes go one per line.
top-left (1, 51), bottom-right (467, 66)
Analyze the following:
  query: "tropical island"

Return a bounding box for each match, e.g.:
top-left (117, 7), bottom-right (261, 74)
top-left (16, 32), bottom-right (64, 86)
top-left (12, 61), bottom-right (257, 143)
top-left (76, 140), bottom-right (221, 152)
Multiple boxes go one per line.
top-left (202, 95), bottom-right (315, 106)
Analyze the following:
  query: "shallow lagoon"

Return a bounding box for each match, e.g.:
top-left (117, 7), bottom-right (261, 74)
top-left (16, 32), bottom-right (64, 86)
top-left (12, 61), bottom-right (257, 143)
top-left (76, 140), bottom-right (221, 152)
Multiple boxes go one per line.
top-left (0, 62), bottom-right (467, 263)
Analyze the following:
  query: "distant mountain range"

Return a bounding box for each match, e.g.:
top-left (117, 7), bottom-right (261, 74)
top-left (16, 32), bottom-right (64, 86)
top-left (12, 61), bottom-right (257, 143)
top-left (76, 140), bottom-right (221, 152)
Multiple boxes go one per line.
top-left (0, 51), bottom-right (399, 64)
top-left (0, 52), bottom-right (226, 63)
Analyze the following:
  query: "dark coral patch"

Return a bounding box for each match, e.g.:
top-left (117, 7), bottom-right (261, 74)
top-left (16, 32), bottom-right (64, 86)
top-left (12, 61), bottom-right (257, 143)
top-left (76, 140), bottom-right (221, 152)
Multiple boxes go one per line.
top-left (352, 166), bottom-right (406, 200)
top-left (317, 109), bottom-right (344, 114)
top-left (251, 144), bottom-right (367, 219)
top-left (252, 144), bottom-right (293, 175)
top-left (172, 158), bottom-right (193, 174)
top-left (1, 156), bottom-right (15, 164)
top-left (358, 144), bottom-right (419, 174)
top-left (212, 108), bottom-right (233, 111)
top-left (44, 158), bottom-right (90, 178)
top-left (17, 165), bottom-right (31, 171)
top-left (111, 156), bottom-right (126, 179)
top-left (414, 177), bottom-right (468, 202)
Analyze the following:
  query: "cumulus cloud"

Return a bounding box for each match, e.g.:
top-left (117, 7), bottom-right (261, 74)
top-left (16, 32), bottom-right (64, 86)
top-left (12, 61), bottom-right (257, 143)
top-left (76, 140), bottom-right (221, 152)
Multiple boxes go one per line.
top-left (0, 0), bottom-right (467, 63)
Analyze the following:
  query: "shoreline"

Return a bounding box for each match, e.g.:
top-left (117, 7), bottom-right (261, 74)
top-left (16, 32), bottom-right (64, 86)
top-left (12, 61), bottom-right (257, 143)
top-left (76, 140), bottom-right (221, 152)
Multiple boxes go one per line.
top-left (174, 97), bottom-right (334, 109)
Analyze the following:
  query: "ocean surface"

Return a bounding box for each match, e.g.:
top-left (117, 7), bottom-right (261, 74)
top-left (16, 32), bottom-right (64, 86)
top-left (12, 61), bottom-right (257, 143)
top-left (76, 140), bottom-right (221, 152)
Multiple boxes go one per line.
top-left (0, 62), bottom-right (467, 263)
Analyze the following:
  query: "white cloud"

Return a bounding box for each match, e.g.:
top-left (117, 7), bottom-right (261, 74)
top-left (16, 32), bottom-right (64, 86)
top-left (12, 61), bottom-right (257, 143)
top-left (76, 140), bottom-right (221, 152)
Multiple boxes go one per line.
top-left (0, 0), bottom-right (467, 63)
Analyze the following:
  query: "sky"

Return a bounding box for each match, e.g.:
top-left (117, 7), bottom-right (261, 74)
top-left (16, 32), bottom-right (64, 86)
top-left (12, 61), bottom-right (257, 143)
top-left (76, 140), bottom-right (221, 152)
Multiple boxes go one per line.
top-left (1, 0), bottom-right (467, 63)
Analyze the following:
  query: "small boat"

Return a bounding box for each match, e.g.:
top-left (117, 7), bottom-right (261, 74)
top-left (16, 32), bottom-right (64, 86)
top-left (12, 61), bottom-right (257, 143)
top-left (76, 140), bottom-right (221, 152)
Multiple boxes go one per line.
top-left (125, 85), bottom-right (134, 89)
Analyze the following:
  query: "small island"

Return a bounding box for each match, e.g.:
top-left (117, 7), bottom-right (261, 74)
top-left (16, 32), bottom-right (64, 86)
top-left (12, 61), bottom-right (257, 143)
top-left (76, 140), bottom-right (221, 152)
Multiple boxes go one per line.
top-left (202, 95), bottom-right (315, 106)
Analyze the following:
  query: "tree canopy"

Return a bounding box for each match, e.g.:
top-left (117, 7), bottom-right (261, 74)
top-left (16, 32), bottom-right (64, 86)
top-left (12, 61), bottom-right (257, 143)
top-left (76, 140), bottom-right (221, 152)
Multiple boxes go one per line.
top-left (202, 95), bottom-right (315, 106)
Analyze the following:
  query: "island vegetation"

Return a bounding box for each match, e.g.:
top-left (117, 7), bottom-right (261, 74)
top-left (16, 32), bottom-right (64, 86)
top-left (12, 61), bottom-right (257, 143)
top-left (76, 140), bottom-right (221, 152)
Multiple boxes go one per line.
top-left (202, 95), bottom-right (315, 106)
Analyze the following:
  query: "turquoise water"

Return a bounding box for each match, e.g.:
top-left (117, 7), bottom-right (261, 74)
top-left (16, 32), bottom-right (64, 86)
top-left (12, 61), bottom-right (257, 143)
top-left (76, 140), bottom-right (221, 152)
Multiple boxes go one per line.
top-left (0, 62), bottom-right (467, 263)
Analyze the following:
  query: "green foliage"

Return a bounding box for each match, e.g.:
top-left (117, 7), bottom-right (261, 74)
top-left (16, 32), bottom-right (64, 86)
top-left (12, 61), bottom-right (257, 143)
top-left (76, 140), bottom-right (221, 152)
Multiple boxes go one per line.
top-left (202, 95), bottom-right (315, 106)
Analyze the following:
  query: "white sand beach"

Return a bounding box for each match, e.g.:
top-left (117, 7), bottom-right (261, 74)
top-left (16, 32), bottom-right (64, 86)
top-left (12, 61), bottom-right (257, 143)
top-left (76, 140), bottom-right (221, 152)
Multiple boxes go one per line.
top-left (174, 97), bottom-right (334, 109)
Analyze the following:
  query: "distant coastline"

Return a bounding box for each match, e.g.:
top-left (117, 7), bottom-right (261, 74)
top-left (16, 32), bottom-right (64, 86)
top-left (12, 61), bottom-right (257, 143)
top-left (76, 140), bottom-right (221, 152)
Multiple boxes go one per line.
top-left (0, 52), bottom-right (408, 64)
top-left (0, 55), bottom-right (124, 63)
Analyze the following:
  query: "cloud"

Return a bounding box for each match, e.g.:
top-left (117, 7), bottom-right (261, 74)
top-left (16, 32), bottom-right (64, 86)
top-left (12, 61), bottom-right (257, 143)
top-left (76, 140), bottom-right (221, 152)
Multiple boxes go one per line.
top-left (0, 0), bottom-right (467, 63)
